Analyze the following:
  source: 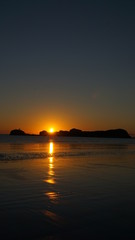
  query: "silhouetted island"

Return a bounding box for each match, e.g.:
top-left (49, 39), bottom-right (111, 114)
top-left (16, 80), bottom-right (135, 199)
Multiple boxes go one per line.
top-left (10, 128), bottom-right (131, 138)
top-left (10, 129), bottom-right (37, 136)
top-left (10, 129), bottom-right (26, 136)
top-left (40, 128), bottom-right (131, 138)
top-left (39, 130), bottom-right (48, 136)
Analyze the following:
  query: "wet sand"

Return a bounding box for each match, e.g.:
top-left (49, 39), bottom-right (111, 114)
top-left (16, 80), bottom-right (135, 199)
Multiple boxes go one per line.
top-left (0, 136), bottom-right (135, 239)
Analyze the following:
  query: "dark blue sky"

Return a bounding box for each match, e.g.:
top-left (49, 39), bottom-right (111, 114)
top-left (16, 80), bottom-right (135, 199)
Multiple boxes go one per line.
top-left (0, 0), bottom-right (135, 133)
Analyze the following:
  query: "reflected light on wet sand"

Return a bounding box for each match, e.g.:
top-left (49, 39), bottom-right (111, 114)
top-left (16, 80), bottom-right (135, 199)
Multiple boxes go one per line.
top-left (43, 142), bottom-right (62, 224)
top-left (45, 178), bottom-right (56, 184)
top-left (42, 210), bottom-right (63, 224)
top-left (49, 156), bottom-right (53, 163)
top-left (49, 142), bottom-right (53, 155)
top-left (44, 142), bottom-right (55, 184)
top-left (48, 157), bottom-right (54, 176)
top-left (45, 191), bottom-right (59, 201)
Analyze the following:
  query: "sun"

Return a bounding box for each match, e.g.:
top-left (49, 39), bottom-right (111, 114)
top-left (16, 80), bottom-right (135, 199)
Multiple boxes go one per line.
top-left (49, 128), bottom-right (54, 133)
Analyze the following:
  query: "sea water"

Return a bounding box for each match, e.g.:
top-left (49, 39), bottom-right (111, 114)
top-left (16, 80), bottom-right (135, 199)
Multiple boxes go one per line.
top-left (0, 135), bottom-right (135, 239)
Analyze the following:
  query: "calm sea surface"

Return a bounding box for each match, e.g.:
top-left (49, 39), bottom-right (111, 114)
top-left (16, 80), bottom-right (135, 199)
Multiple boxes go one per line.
top-left (0, 135), bottom-right (135, 240)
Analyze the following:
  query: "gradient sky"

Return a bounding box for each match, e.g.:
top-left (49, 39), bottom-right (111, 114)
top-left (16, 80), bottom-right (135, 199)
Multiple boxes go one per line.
top-left (0, 0), bottom-right (135, 134)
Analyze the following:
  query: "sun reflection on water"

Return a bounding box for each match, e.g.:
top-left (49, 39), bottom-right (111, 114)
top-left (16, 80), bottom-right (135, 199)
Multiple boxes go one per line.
top-left (48, 157), bottom-right (54, 176)
top-left (43, 142), bottom-right (61, 223)
top-left (45, 191), bottom-right (59, 201)
top-left (44, 142), bottom-right (55, 184)
top-left (49, 156), bottom-right (53, 163)
top-left (49, 142), bottom-right (53, 155)
top-left (45, 178), bottom-right (56, 184)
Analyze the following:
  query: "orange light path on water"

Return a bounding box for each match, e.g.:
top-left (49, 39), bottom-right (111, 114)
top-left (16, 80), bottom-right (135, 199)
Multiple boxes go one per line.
top-left (44, 142), bottom-right (55, 184)
top-left (49, 142), bottom-right (53, 155)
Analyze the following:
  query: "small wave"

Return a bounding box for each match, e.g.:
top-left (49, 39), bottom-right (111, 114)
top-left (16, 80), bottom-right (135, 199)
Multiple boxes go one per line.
top-left (0, 149), bottom-right (133, 161)
top-left (0, 152), bottom-right (48, 161)
top-left (0, 151), bottom-right (99, 161)
top-left (0, 151), bottom-right (102, 161)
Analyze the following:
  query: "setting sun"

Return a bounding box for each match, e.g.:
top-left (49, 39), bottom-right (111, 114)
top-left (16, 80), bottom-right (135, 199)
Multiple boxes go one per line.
top-left (49, 128), bottom-right (54, 133)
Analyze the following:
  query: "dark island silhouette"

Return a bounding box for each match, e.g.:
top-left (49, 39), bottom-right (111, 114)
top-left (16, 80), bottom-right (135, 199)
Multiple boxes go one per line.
top-left (10, 128), bottom-right (131, 138)
top-left (10, 129), bottom-right (26, 136)
top-left (10, 129), bottom-right (37, 136)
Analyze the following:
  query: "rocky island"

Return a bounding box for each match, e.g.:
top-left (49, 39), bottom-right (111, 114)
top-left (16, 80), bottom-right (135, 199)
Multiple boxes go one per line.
top-left (10, 129), bottom-right (26, 136)
top-left (10, 128), bottom-right (131, 138)
top-left (10, 129), bottom-right (37, 136)
top-left (40, 128), bottom-right (131, 138)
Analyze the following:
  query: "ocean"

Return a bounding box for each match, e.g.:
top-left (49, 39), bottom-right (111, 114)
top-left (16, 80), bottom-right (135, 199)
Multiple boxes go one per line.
top-left (0, 135), bottom-right (135, 239)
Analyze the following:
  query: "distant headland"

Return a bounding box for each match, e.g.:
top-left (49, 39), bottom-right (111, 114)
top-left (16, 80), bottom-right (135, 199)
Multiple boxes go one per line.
top-left (10, 128), bottom-right (131, 138)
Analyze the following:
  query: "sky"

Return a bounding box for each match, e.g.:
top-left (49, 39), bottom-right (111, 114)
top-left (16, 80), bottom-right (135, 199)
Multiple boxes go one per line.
top-left (0, 0), bottom-right (135, 134)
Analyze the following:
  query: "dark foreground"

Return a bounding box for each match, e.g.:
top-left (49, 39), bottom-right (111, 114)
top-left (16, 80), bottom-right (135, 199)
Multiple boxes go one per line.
top-left (0, 136), bottom-right (135, 239)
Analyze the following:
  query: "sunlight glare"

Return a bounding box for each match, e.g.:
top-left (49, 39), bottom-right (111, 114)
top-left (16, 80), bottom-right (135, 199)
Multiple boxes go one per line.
top-left (49, 128), bottom-right (54, 133)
